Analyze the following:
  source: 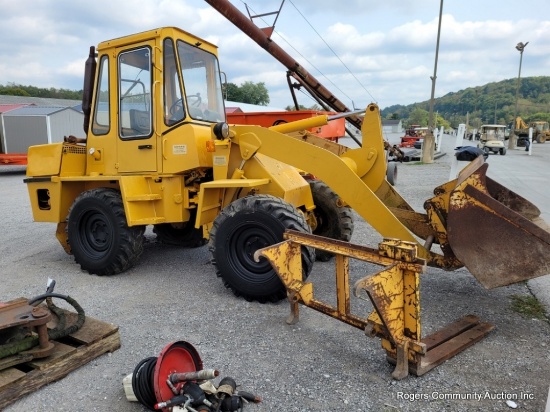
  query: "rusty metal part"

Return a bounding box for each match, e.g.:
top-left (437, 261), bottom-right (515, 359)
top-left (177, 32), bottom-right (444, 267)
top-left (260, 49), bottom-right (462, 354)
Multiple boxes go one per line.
top-left (255, 230), bottom-right (494, 379)
top-left (56, 222), bottom-right (72, 254)
top-left (169, 368), bottom-right (219, 384)
top-left (0, 298), bottom-right (55, 369)
top-left (427, 156), bottom-right (550, 289)
top-left (484, 175), bottom-right (541, 220)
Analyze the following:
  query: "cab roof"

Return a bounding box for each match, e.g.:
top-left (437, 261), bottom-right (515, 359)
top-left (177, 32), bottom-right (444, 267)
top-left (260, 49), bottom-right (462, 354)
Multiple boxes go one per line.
top-left (97, 27), bottom-right (218, 54)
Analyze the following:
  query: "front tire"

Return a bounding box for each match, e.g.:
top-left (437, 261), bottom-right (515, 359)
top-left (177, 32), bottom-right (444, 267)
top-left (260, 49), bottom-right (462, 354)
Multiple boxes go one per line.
top-left (67, 188), bottom-right (145, 276)
top-left (209, 195), bottom-right (314, 303)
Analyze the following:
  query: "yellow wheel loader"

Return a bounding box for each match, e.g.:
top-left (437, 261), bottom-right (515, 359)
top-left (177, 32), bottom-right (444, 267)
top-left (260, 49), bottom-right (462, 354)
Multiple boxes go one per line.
top-left (25, 27), bottom-right (549, 308)
top-left (513, 117), bottom-right (549, 145)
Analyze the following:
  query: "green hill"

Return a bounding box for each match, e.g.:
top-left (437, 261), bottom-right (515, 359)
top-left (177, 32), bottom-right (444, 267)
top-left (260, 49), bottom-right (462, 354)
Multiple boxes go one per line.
top-left (381, 76), bottom-right (550, 129)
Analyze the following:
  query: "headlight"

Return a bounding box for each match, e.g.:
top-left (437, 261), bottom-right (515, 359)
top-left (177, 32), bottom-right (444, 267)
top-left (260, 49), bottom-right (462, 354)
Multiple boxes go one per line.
top-left (213, 122), bottom-right (229, 140)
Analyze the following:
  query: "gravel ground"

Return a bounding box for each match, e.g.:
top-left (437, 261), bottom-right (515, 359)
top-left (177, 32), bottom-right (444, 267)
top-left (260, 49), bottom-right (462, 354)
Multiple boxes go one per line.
top-left (1, 133), bottom-right (549, 412)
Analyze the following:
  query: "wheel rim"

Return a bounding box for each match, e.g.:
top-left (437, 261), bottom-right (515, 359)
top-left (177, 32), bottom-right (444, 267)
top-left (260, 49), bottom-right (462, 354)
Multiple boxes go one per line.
top-left (227, 222), bottom-right (277, 280)
top-left (78, 210), bottom-right (114, 258)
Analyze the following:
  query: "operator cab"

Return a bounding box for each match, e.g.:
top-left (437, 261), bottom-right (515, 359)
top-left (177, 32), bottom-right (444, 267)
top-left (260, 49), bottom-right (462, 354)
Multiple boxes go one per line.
top-left (84, 27), bottom-right (226, 135)
top-left (81, 27), bottom-right (227, 175)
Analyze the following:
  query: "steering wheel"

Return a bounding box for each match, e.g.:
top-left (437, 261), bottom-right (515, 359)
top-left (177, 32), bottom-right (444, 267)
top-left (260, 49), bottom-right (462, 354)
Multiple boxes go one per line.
top-left (169, 99), bottom-right (183, 115)
top-left (187, 93), bottom-right (202, 107)
top-left (168, 94), bottom-right (202, 115)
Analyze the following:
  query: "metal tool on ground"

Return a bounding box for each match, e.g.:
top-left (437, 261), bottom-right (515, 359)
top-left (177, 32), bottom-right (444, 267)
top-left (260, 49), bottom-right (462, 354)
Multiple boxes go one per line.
top-left (0, 279), bottom-right (85, 371)
top-left (127, 341), bottom-right (261, 411)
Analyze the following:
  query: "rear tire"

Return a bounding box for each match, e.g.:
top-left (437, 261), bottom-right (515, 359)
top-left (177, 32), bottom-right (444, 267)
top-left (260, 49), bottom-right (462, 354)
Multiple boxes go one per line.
top-left (308, 179), bottom-right (354, 262)
top-left (209, 195), bottom-right (314, 303)
top-left (67, 188), bottom-right (145, 276)
top-left (499, 147), bottom-right (506, 155)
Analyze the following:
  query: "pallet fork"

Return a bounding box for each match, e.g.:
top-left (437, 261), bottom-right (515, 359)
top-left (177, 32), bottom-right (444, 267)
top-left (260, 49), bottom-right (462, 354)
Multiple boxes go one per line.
top-left (256, 231), bottom-right (494, 379)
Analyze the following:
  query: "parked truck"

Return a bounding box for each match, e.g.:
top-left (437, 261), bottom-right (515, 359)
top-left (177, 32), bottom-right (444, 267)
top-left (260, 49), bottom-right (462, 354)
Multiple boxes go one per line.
top-left (24, 26), bottom-right (549, 307)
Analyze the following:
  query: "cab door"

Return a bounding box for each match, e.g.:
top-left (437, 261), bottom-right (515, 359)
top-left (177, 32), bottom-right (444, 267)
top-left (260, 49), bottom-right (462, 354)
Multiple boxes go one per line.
top-left (116, 45), bottom-right (157, 173)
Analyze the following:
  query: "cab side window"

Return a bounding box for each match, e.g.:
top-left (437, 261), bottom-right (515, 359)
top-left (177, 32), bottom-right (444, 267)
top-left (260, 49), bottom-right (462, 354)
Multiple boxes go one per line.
top-left (119, 47), bottom-right (152, 138)
top-left (92, 55), bottom-right (110, 135)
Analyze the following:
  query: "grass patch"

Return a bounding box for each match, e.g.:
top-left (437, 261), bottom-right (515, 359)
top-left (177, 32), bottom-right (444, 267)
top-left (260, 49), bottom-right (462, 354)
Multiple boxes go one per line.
top-left (510, 295), bottom-right (548, 320)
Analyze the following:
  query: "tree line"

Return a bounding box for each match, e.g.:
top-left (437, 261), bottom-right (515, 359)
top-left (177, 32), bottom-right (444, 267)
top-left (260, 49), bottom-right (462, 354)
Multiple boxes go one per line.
top-left (0, 81), bottom-right (273, 106)
top-left (0, 83), bottom-right (82, 100)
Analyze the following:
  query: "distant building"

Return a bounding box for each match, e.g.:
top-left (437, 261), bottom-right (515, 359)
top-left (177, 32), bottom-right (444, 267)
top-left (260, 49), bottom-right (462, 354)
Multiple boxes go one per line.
top-left (224, 100), bottom-right (284, 113)
top-left (225, 106), bottom-right (244, 114)
top-left (382, 119), bottom-right (403, 133)
top-left (0, 95), bottom-right (81, 108)
top-left (1, 106), bottom-right (84, 153)
top-left (0, 103), bottom-right (34, 153)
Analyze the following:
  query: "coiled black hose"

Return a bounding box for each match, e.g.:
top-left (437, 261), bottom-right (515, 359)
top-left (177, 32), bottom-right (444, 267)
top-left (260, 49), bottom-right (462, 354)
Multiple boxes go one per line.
top-left (132, 356), bottom-right (158, 411)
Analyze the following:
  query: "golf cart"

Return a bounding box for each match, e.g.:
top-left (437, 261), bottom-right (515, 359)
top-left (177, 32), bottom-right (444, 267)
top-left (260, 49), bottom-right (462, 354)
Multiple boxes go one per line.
top-left (477, 124), bottom-right (507, 155)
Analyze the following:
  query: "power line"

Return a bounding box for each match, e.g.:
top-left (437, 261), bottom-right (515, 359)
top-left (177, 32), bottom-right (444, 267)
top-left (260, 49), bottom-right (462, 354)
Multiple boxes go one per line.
top-left (287, 0), bottom-right (377, 103)
top-left (238, 0), bottom-right (372, 106)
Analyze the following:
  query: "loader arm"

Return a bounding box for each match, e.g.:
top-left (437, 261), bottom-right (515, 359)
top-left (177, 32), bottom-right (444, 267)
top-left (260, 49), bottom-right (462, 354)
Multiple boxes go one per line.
top-left (230, 104), bottom-right (449, 268)
top-left (230, 103), bottom-right (550, 285)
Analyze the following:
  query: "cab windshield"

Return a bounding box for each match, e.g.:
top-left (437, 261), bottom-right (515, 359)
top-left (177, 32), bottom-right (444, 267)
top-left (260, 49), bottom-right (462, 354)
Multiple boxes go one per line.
top-left (535, 123), bottom-right (548, 132)
top-left (177, 41), bottom-right (225, 122)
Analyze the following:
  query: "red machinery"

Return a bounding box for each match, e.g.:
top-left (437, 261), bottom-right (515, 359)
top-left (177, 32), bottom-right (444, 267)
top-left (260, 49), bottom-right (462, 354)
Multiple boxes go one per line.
top-left (399, 125), bottom-right (426, 148)
top-left (0, 154), bottom-right (27, 165)
top-left (227, 110), bottom-right (345, 141)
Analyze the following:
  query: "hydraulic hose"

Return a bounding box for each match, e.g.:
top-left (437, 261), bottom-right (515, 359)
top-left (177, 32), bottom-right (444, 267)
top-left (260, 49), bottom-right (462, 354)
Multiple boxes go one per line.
top-left (0, 292), bottom-right (85, 360)
top-left (132, 356), bottom-right (158, 411)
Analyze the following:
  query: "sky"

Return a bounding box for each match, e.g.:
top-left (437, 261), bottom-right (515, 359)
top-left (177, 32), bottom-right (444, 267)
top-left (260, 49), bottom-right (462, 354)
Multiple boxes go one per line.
top-left (1, 0), bottom-right (549, 111)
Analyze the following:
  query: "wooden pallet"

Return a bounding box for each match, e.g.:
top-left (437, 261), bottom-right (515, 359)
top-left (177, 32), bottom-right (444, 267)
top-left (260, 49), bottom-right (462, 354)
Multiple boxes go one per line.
top-left (0, 309), bottom-right (120, 410)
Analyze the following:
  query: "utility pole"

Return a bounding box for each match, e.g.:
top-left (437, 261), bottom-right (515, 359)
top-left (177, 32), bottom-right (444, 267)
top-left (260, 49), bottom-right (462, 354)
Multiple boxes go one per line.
top-left (509, 41), bottom-right (528, 149)
top-left (422, 0), bottom-right (443, 163)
